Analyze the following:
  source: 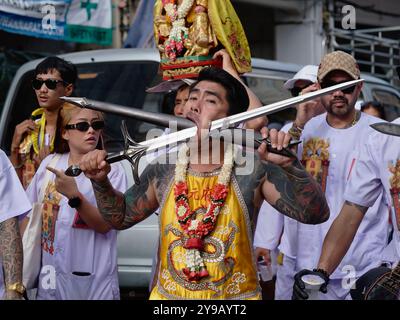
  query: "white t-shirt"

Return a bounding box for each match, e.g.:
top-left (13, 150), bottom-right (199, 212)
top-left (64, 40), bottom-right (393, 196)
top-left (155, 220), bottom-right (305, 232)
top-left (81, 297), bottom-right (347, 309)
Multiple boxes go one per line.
top-left (294, 112), bottom-right (390, 279)
top-left (0, 149), bottom-right (32, 297)
top-left (254, 122), bottom-right (299, 259)
top-left (25, 153), bottom-right (127, 300)
top-left (344, 117), bottom-right (400, 262)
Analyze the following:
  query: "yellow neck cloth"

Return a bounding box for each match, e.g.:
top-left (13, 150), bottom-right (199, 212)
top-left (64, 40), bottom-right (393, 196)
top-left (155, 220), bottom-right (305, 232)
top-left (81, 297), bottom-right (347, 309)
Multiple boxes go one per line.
top-left (30, 108), bottom-right (55, 154)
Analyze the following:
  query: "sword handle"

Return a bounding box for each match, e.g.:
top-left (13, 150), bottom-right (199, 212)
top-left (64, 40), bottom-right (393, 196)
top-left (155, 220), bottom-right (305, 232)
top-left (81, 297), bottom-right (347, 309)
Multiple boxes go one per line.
top-left (253, 131), bottom-right (300, 158)
top-left (64, 151), bottom-right (125, 177)
top-left (215, 129), bottom-right (300, 158)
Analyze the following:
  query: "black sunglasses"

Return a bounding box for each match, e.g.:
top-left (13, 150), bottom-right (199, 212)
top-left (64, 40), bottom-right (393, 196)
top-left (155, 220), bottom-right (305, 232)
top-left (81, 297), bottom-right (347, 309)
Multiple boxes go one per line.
top-left (320, 80), bottom-right (357, 94)
top-left (65, 121), bottom-right (105, 132)
top-left (32, 78), bottom-right (67, 90)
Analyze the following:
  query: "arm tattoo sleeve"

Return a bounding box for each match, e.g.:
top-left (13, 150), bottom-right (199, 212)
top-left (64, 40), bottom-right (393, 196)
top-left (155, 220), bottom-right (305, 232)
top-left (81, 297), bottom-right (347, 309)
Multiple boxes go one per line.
top-left (344, 200), bottom-right (368, 215)
top-left (0, 217), bottom-right (23, 286)
top-left (91, 163), bottom-right (173, 230)
top-left (265, 159), bottom-right (330, 224)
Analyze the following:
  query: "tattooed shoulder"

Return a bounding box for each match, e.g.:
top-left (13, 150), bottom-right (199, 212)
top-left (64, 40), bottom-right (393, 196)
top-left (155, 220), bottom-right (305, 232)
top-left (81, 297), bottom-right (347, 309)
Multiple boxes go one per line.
top-left (233, 154), bottom-right (266, 219)
top-left (151, 162), bottom-right (175, 203)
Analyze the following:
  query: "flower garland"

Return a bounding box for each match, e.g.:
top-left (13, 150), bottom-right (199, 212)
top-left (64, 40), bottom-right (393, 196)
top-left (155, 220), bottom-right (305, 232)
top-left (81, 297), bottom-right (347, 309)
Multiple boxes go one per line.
top-left (174, 143), bottom-right (235, 282)
top-left (162, 0), bottom-right (195, 60)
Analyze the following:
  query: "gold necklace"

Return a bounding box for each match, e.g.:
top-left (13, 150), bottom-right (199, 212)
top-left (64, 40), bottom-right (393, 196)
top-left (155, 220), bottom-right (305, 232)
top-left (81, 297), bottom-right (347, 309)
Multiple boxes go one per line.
top-left (350, 110), bottom-right (360, 127)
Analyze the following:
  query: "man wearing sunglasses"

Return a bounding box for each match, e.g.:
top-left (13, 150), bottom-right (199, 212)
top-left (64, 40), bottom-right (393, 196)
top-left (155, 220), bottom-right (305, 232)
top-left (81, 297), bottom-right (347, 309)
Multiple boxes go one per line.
top-left (292, 66), bottom-right (400, 300)
top-left (290, 51), bottom-right (392, 300)
top-left (254, 65), bottom-right (327, 300)
top-left (10, 56), bottom-right (77, 188)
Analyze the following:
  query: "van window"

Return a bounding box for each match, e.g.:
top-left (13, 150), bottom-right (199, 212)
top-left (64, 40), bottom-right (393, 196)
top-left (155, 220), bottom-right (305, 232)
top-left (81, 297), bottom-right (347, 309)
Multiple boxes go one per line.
top-left (1, 61), bottom-right (165, 153)
top-left (244, 75), bottom-right (296, 126)
top-left (372, 89), bottom-right (400, 122)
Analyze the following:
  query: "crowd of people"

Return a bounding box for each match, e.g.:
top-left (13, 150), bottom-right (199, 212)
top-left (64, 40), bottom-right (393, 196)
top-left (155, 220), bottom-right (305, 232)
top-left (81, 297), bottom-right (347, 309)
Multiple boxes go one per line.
top-left (0, 48), bottom-right (399, 301)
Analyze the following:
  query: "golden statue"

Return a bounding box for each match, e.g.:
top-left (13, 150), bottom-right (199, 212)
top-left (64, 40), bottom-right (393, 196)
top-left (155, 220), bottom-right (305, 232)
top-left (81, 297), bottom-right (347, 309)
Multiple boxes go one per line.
top-left (154, 0), bottom-right (252, 79)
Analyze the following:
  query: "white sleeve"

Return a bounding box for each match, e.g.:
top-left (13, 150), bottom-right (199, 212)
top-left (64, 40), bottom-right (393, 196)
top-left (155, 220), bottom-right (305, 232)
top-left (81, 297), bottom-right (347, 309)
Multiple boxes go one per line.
top-left (253, 201), bottom-right (284, 250)
top-left (0, 151), bottom-right (31, 223)
top-left (108, 162), bottom-right (128, 193)
top-left (344, 135), bottom-right (383, 207)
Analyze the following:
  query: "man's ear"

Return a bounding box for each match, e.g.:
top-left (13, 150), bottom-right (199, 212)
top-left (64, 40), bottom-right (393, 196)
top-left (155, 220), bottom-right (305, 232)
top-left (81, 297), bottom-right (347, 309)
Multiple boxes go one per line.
top-left (64, 84), bottom-right (73, 96)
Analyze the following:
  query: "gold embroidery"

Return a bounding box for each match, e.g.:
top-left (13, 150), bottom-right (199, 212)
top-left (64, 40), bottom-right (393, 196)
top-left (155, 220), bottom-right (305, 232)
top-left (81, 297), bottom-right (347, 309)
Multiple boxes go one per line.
top-left (388, 159), bottom-right (400, 231)
top-left (302, 138), bottom-right (330, 192)
top-left (226, 272), bottom-right (246, 295)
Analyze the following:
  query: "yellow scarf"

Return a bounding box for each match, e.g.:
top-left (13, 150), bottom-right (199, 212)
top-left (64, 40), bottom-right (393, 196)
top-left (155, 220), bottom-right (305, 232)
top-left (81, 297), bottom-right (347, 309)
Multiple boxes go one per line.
top-left (29, 108), bottom-right (55, 154)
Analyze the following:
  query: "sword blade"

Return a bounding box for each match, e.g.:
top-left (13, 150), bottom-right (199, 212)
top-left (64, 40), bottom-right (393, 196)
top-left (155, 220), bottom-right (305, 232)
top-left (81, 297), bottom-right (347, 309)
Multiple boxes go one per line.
top-left (370, 122), bottom-right (400, 137)
top-left (59, 97), bottom-right (195, 130)
top-left (136, 79), bottom-right (364, 152)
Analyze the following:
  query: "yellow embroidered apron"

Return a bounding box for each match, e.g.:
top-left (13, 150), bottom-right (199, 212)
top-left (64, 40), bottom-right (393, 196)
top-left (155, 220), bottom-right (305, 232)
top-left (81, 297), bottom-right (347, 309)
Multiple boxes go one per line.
top-left (150, 172), bottom-right (261, 300)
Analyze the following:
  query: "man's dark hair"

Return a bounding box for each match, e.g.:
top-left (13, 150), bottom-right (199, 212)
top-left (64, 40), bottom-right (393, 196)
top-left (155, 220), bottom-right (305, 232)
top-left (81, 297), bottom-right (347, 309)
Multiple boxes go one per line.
top-left (360, 100), bottom-right (384, 118)
top-left (193, 67), bottom-right (249, 116)
top-left (35, 56), bottom-right (77, 85)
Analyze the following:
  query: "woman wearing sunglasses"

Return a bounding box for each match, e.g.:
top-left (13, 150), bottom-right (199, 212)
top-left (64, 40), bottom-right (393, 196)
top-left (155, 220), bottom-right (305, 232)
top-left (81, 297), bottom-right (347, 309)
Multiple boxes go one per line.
top-left (24, 103), bottom-right (127, 300)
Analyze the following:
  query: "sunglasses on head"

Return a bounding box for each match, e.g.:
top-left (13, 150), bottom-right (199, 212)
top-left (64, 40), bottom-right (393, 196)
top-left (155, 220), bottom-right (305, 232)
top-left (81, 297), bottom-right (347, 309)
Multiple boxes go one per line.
top-left (65, 121), bottom-right (105, 132)
top-left (32, 78), bottom-right (67, 90)
top-left (320, 80), bottom-right (357, 94)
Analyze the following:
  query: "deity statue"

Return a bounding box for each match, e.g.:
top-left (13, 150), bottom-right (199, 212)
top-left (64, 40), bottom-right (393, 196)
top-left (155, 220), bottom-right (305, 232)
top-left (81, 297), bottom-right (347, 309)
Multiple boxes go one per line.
top-left (154, 0), bottom-right (252, 79)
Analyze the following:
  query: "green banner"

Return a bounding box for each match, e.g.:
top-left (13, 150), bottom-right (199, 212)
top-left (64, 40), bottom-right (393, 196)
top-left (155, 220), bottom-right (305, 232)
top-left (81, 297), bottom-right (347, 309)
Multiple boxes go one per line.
top-left (65, 0), bottom-right (112, 45)
top-left (65, 25), bottom-right (112, 45)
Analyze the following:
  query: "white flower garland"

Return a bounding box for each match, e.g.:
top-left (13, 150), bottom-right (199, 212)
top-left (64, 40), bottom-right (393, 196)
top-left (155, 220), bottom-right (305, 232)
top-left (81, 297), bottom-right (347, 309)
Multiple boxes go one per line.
top-left (175, 143), bottom-right (236, 184)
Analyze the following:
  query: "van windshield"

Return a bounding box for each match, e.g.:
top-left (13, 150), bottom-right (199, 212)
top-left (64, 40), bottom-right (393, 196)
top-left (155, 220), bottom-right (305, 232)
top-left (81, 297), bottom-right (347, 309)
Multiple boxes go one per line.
top-left (2, 61), bottom-right (166, 153)
top-left (372, 89), bottom-right (400, 122)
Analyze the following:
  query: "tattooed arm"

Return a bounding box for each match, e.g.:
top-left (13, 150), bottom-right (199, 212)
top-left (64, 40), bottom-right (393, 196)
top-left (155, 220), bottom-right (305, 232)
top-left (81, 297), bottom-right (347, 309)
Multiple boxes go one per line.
top-left (261, 158), bottom-right (329, 224)
top-left (316, 201), bottom-right (367, 275)
top-left (0, 217), bottom-right (23, 300)
top-left (91, 163), bottom-right (174, 230)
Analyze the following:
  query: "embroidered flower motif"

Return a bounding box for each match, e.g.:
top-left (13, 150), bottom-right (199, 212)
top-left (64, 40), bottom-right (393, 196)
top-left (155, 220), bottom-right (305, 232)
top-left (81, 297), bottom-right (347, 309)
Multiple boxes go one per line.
top-left (162, 269), bottom-right (170, 280)
top-left (226, 283), bottom-right (240, 295)
top-left (164, 280), bottom-right (177, 291)
top-left (220, 206), bottom-right (230, 215)
top-left (232, 272), bottom-right (246, 284)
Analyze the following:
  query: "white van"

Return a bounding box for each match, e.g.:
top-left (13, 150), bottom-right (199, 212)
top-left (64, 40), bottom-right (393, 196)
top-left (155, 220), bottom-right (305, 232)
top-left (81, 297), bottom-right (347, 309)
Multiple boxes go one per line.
top-left (1, 48), bottom-right (399, 291)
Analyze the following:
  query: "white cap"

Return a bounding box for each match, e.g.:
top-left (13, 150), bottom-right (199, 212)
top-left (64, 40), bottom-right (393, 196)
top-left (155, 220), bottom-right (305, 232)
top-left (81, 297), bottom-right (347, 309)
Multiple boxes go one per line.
top-left (283, 65), bottom-right (318, 90)
top-left (355, 100), bottom-right (364, 110)
top-left (146, 78), bottom-right (196, 93)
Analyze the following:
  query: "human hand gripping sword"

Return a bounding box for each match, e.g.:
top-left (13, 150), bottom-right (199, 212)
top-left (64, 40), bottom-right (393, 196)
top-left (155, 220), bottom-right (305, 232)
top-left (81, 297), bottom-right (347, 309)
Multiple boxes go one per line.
top-left (61, 79), bottom-right (362, 184)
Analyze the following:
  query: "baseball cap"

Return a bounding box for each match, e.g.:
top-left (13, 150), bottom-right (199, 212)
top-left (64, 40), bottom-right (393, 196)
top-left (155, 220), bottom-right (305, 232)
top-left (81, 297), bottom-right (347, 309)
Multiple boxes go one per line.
top-left (146, 78), bottom-right (196, 93)
top-left (284, 65), bottom-right (318, 90)
top-left (317, 51), bottom-right (360, 82)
